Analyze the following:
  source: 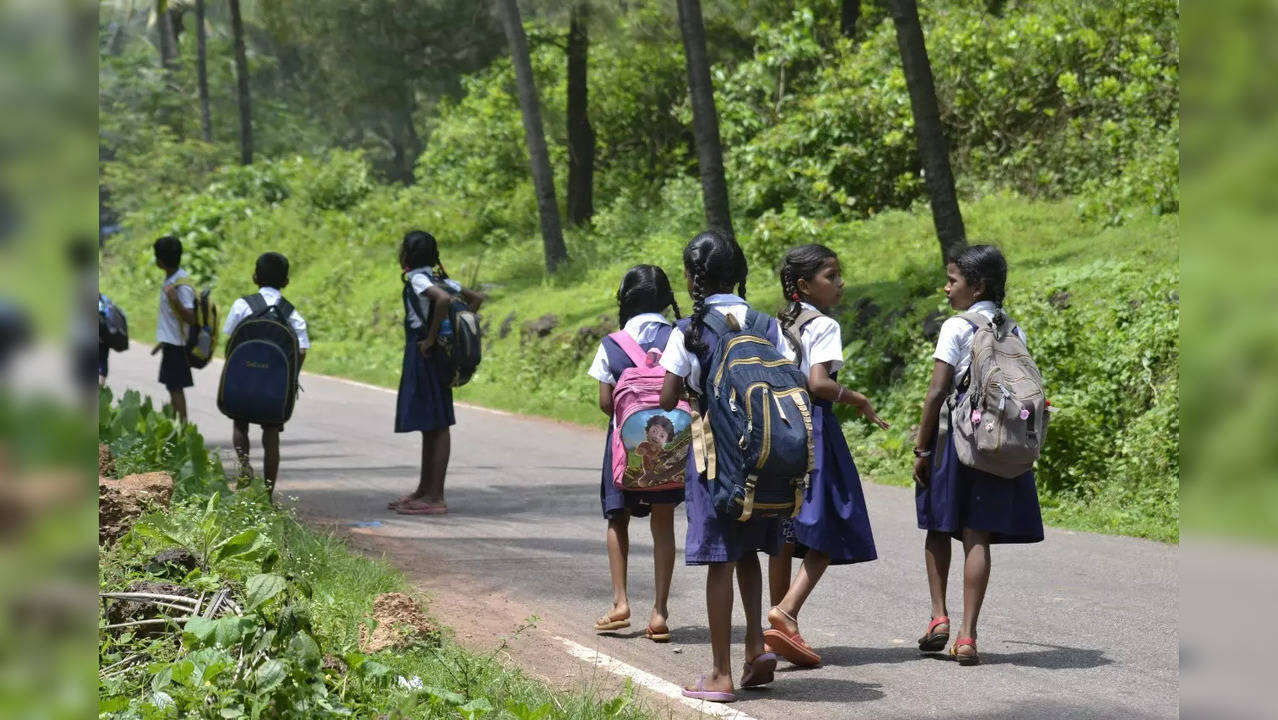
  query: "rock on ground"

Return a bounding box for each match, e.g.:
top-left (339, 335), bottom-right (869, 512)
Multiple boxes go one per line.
top-left (99, 471), bottom-right (173, 544)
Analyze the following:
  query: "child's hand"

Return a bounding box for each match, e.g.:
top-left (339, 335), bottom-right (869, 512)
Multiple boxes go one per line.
top-left (163, 284), bottom-right (179, 301)
top-left (416, 337), bottom-right (435, 358)
top-left (913, 454), bottom-right (931, 486)
top-left (849, 392), bottom-right (891, 430)
top-left (150, 343), bottom-right (163, 356)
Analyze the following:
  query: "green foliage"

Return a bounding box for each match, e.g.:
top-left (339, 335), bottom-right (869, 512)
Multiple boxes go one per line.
top-left (98, 387), bottom-right (225, 500)
top-left (304, 150), bottom-right (374, 211)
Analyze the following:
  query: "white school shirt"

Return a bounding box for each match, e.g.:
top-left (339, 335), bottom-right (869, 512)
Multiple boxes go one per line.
top-left (405, 267), bottom-right (464, 330)
top-left (221, 287), bottom-right (311, 350)
top-left (156, 268), bottom-right (197, 345)
top-left (659, 293), bottom-right (795, 395)
top-left (793, 301), bottom-right (844, 378)
top-left (586, 313), bottom-right (673, 385)
top-left (933, 300), bottom-right (1027, 390)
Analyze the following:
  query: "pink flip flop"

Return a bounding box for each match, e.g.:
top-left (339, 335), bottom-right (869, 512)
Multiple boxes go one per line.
top-left (740, 652), bottom-right (778, 688)
top-left (681, 675), bottom-right (736, 703)
top-left (396, 500), bottom-right (447, 515)
top-left (387, 495), bottom-right (416, 510)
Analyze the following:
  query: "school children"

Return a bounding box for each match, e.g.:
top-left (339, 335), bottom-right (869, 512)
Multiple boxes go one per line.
top-left (150, 236), bottom-right (196, 423)
top-left (589, 265), bottom-right (685, 642)
top-left (913, 244), bottom-right (1044, 666)
top-left (220, 252), bottom-right (309, 498)
top-left (389, 230), bottom-right (484, 516)
top-left (764, 244), bottom-right (889, 668)
top-left (658, 229), bottom-right (790, 703)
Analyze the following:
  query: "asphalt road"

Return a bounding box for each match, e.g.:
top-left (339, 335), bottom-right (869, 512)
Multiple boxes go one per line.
top-left (105, 347), bottom-right (1177, 719)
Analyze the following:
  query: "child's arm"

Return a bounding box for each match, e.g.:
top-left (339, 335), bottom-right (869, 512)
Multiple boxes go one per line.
top-left (913, 359), bottom-right (955, 485)
top-left (808, 362), bottom-right (890, 430)
top-left (164, 285), bottom-right (196, 325)
top-left (417, 285), bottom-right (451, 356)
top-left (459, 287), bottom-right (485, 312)
top-left (659, 371), bottom-right (684, 412)
top-left (598, 382), bottom-right (614, 416)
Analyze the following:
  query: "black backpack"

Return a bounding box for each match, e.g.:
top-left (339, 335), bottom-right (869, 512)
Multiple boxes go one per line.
top-left (99, 294), bottom-right (129, 352)
top-left (403, 278), bottom-right (482, 388)
top-left (217, 295), bottom-right (302, 426)
top-left (695, 310), bottom-right (814, 521)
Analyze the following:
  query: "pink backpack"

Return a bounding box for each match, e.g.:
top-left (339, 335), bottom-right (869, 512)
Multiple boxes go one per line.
top-left (605, 330), bottom-right (691, 492)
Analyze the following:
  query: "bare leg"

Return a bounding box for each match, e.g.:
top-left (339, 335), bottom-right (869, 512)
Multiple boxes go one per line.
top-left (169, 389), bottom-right (187, 424)
top-left (959, 528), bottom-right (992, 642)
top-left (603, 512), bottom-right (630, 623)
top-left (648, 504), bottom-right (675, 630)
top-left (423, 427), bottom-right (451, 505)
top-left (232, 420), bottom-right (252, 484)
top-left (768, 543), bottom-right (794, 607)
top-left (737, 553), bottom-right (766, 662)
top-left (771, 550), bottom-right (831, 632)
top-left (412, 431), bottom-right (435, 499)
top-left (262, 426), bottom-right (280, 498)
top-left (925, 530), bottom-right (952, 623)
top-left (691, 562), bottom-right (736, 694)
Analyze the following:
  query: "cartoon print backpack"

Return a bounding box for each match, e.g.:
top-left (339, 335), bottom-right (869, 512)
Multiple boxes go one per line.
top-left (170, 278), bottom-right (218, 369)
top-left (217, 294), bottom-right (302, 426)
top-left (98, 294), bottom-right (129, 352)
top-left (695, 310), bottom-right (814, 521)
top-left (403, 273), bottom-right (482, 388)
top-left (943, 310), bottom-right (1048, 478)
top-left (604, 327), bottom-right (689, 492)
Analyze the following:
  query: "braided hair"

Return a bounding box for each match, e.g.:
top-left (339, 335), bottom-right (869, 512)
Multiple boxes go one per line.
top-left (683, 229), bottom-right (746, 354)
top-left (399, 230), bottom-right (450, 282)
top-left (777, 244), bottom-right (837, 366)
top-left (617, 264), bottom-right (682, 328)
top-left (948, 244), bottom-right (1007, 308)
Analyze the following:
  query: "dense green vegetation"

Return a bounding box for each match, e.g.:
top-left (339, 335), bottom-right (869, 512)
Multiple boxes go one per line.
top-left (99, 0), bottom-right (1178, 540)
top-left (98, 388), bottom-right (653, 719)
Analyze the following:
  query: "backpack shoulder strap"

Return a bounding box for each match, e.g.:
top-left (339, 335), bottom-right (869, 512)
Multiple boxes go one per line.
top-left (606, 330), bottom-right (648, 368)
top-left (275, 297), bottom-right (295, 322)
top-left (647, 324), bottom-right (674, 353)
top-left (244, 294), bottom-right (268, 315)
top-left (701, 309), bottom-right (729, 337)
top-left (957, 310), bottom-right (988, 331)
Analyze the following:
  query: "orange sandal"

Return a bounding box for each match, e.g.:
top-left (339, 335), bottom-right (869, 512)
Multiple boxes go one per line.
top-left (951, 637), bottom-right (980, 666)
top-left (762, 607), bottom-right (821, 667)
top-left (918, 616), bottom-right (950, 652)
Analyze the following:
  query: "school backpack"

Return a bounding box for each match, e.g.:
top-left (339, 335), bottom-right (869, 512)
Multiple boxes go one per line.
top-left (945, 310), bottom-right (1048, 478)
top-left (98, 294), bottom-right (129, 352)
top-left (403, 275), bottom-right (482, 388)
top-left (217, 294), bottom-right (302, 426)
top-left (170, 279), bottom-right (219, 369)
top-left (694, 310), bottom-right (814, 521)
top-left (604, 327), bottom-right (690, 492)
top-left (778, 307), bottom-right (826, 369)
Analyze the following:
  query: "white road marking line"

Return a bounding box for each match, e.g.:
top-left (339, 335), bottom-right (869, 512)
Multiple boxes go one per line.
top-left (297, 368), bottom-right (517, 417)
top-left (554, 636), bottom-right (761, 720)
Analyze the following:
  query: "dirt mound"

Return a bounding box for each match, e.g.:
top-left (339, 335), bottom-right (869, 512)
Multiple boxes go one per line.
top-left (359, 592), bottom-right (438, 653)
top-left (98, 444), bottom-right (115, 477)
top-left (99, 471), bottom-right (173, 544)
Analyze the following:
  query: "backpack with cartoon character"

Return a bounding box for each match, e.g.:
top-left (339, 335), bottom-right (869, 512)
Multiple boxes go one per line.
top-left (603, 327), bottom-right (690, 492)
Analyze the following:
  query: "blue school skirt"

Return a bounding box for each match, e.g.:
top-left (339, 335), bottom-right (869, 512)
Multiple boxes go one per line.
top-left (787, 400), bottom-right (877, 565)
top-left (600, 420), bottom-right (685, 520)
top-left (683, 447), bottom-right (784, 565)
top-left (394, 327), bottom-right (455, 433)
top-left (916, 396), bottom-right (1045, 544)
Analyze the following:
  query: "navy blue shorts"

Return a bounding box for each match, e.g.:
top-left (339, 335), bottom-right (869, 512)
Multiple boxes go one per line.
top-left (158, 343), bottom-right (193, 391)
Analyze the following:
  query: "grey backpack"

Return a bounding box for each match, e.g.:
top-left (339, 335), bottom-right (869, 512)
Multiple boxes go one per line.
top-left (943, 310), bottom-right (1047, 478)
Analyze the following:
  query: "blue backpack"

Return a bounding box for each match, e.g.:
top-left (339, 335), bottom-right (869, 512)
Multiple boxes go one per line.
top-left (694, 310), bottom-right (814, 521)
top-left (217, 295), bottom-right (301, 426)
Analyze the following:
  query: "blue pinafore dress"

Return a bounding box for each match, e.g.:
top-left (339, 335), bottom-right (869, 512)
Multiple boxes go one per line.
top-left (394, 277), bottom-right (456, 433)
top-left (678, 313), bottom-right (785, 565)
top-left (599, 325), bottom-right (686, 519)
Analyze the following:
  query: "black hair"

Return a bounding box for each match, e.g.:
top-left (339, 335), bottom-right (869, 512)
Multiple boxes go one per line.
top-left (645, 414), bottom-right (676, 441)
top-left (617, 264), bottom-right (681, 328)
top-left (948, 244), bottom-right (1007, 308)
top-left (399, 230), bottom-right (450, 280)
top-left (778, 243), bottom-right (838, 327)
top-left (254, 252), bottom-right (290, 289)
top-left (153, 235), bottom-right (182, 269)
top-left (682, 229), bottom-right (747, 354)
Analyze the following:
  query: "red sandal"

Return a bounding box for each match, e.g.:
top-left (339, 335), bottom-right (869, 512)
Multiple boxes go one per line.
top-left (918, 616), bottom-right (950, 652)
top-left (950, 637), bottom-right (980, 666)
top-left (762, 607), bottom-right (821, 667)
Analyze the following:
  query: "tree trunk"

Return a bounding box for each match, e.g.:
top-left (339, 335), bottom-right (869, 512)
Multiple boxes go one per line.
top-left (566, 2), bottom-right (595, 226)
top-left (156, 1), bottom-right (175, 70)
top-left (889, 0), bottom-right (965, 264)
top-left (676, 0), bottom-right (734, 241)
top-left (841, 0), bottom-right (861, 40)
top-left (229, 0), bottom-right (253, 165)
top-left (195, 0), bottom-right (213, 142)
top-left (498, 0), bottom-right (568, 274)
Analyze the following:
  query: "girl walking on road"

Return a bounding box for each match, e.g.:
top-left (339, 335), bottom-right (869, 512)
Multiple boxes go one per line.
top-left (765, 244), bottom-right (888, 668)
top-left (913, 245), bottom-right (1044, 666)
top-left (389, 230), bottom-right (484, 516)
top-left (589, 265), bottom-right (685, 643)
top-left (659, 230), bottom-right (789, 702)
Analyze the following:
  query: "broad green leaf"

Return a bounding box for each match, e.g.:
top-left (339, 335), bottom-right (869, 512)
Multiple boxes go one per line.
top-left (183, 616), bottom-right (217, 645)
top-left (287, 632), bottom-right (321, 667)
top-left (213, 528), bottom-right (265, 563)
top-left (245, 573), bottom-right (286, 611)
top-left (253, 658), bottom-right (286, 693)
top-left (458, 698), bottom-right (494, 719)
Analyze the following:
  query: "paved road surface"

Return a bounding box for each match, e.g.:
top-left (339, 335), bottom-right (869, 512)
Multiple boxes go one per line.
top-left (105, 348), bottom-right (1177, 719)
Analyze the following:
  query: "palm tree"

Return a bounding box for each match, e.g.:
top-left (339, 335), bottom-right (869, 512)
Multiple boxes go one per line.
top-left (890, 0), bottom-right (965, 264)
top-left (196, 0), bottom-right (213, 142)
top-left (497, 0), bottom-right (568, 273)
top-left (676, 0), bottom-right (733, 240)
top-left (566, 1), bottom-right (595, 226)
top-left (229, 0), bottom-right (253, 164)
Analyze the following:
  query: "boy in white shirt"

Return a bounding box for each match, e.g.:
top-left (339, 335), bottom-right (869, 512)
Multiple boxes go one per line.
top-left (221, 252), bottom-right (310, 497)
top-left (150, 236), bottom-right (196, 423)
